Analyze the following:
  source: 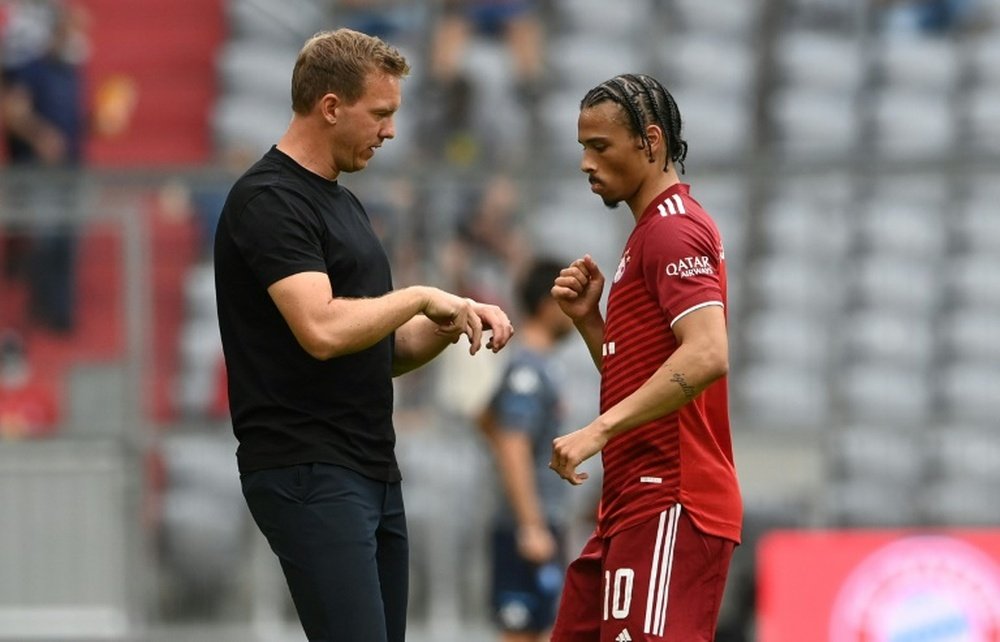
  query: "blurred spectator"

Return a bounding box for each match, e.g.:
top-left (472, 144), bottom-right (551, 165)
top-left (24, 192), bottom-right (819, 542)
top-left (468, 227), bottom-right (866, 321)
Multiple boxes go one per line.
top-left (1, 0), bottom-right (89, 333)
top-left (422, 0), bottom-right (546, 163)
top-left (440, 173), bottom-right (533, 311)
top-left (0, 328), bottom-right (59, 438)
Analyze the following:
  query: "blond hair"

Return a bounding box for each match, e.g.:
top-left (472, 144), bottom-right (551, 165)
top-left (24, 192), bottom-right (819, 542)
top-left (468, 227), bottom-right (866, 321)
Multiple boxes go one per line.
top-left (290, 28), bottom-right (410, 114)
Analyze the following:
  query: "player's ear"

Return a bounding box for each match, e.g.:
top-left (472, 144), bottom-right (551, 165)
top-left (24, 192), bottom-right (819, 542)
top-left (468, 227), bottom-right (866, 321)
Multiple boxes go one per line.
top-left (319, 93), bottom-right (340, 124)
top-left (645, 124), bottom-right (664, 153)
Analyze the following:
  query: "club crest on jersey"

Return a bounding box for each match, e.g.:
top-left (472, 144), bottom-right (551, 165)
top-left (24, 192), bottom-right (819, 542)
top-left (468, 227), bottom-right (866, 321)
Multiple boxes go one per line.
top-left (665, 255), bottom-right (714, 278)
top-left (614, 249), bottom-right (631, 283)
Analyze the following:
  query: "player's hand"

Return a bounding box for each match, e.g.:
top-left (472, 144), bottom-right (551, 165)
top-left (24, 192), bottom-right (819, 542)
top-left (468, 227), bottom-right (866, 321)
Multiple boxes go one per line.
top-left (549, 423), bottom-right (608, 486)
top-left (467, 299), bottom-right (514, 353)
top-left (517, 523), bottom-right (557, 564)
top-left (421, 289), bottom-right (483, 354)
top-left (551, 255), bottom-right (605, 323)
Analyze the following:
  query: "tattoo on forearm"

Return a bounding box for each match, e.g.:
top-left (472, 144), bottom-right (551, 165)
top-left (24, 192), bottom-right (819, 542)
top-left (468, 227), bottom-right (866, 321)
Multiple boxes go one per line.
top-left (670, 371), bottom-right (697, 401)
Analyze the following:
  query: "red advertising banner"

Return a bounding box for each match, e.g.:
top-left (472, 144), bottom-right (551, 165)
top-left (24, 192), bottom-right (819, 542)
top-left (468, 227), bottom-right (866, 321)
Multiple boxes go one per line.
top-left (758, 529), bottom-right (1000, 642)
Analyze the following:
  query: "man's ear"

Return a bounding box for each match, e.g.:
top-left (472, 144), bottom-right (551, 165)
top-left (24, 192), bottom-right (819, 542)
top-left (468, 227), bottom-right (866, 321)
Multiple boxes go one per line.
top-left (645, 124), bottom-right (664, 154)
top-left (319, 93), bottom-right (340, 125)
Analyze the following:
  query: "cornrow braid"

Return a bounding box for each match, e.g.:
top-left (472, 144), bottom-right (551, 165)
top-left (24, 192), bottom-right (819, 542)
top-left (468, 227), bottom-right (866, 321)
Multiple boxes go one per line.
top-left (581, 73), bottom-right (688, 174)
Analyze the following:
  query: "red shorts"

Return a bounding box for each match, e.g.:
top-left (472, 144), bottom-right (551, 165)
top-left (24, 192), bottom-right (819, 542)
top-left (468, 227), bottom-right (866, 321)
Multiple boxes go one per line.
top-left (551, 504), bottom-right (735, 642)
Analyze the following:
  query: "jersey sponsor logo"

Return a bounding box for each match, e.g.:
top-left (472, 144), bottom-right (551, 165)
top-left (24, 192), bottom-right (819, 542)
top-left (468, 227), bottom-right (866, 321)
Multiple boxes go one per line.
top-left (665, 255), bottom-right (714, 278)
top-left (615, 628), bottom-right (633, 642)
top-left (614, 249), bottom-right (631, 283)
top-left (657, 194), bottom-right (686, 217)
top-left (640, 476), bottom-right (662, 484)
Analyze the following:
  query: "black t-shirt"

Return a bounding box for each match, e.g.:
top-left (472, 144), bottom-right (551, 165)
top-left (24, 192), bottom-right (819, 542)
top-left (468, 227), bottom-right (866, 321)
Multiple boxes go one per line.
top-left (214, 146), bottom-right (399, 481)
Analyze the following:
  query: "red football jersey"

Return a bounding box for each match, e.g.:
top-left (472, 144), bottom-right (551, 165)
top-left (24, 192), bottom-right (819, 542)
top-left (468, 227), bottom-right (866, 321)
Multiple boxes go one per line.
top-left (597, 183), bottom-right (742, 543)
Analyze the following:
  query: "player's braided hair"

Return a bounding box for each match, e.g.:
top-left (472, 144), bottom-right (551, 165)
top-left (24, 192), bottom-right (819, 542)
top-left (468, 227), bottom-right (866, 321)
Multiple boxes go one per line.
top-left (581, 73), bottom-right (688, 174)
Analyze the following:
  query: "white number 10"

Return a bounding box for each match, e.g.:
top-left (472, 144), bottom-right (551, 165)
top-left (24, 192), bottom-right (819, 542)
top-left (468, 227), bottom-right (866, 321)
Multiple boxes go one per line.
top-left (603, 568), bottom-right (635, 620)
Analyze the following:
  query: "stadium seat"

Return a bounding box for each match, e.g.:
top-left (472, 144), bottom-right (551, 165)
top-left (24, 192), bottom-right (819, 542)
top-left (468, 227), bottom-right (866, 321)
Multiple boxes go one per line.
top-left (757, 192), bottom-right (852, 259)
top-left (536, 86), bottom-right (589, 164)
top-left (825, 478), bottom-right (921, 527)
top-left (672, 0), bottom-right (761, 37)
top-left (770, 86), bottom-right (862, 159)
top-left (692, 177), bottom-right (749, 264)
top-left (747, 254), bottom-right (847, 313)
top-left (855, 195), bottom-right (947, 259)
top-left (557, 0), bottom-right (649, 37)
top-left (736, 361), bottom-right (831, 429)
top-left (828, 424), bottom-right (927, 485)
top-left (784, 0), bottom-right (867, 31)
top-left (940, 306), bottom-right (1000, 362)
top-left (547, 36), bottom-right (643, 95)
top-left (672, 88), bottom-right (751, 163)
top-left (947, 253), bottom-right (1000, 307)
top-left (965, 87), bottom-right (1000, 155)
top-left (213, 93), bottom-right (291, 157)
top-left (838, 361), bottom-right (933, 424)
top-left (741, 308), bottom-right (833, 368)
top-left (868, 171), bottom-right (951, 200)
top-left (875, 36), bottom-right (961, 92)
top-left (216, 41), bottom-right (299, 101)
top-left (870, 88), bottom-right (958, 159)
top-left (927, 426), bottom-right (1000, 483)
top-left (968, 31), bottom-right (1000, 88)
top-left (921, 479), bottom-right (997, 526)
top-left (957, 193), bottom-right (1000, 252)
top-left (940, 360), bottom-right (1000, 424)
top-left (773, 31), bottom-right (866, 91)
top-left (841, 307), bottom-right (936, 368)
top-left (851, 254), bottom-right (943, 313)
top-left (662, 34), bottom-right (756, 98)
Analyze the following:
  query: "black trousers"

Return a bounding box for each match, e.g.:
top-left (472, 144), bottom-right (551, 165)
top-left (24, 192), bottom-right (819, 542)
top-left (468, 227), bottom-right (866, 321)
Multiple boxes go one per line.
top-left (241, 463), bottom-right (408, 642)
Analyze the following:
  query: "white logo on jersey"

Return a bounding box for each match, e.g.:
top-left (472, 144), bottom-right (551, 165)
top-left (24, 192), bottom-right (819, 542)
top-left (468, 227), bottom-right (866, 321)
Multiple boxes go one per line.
top-left (656, 194), bottom-right (686, 217)
top-left (665, 255), bottom-right (714, 278)
top-left (616, 629), bottom-right (633, 642)
top-left (509, 366), bottom-right (541, 394)
top-left (613, 249), bottom-right (631, 283)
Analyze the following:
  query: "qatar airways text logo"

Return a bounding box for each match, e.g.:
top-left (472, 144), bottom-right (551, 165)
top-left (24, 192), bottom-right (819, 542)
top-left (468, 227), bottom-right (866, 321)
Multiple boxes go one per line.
top-left (665, 256), bottom-right (714, 278)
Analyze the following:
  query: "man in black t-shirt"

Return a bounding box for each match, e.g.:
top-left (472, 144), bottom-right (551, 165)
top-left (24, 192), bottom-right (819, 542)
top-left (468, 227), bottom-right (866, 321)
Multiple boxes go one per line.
top-left (214, 29), bottom-right (513, 642)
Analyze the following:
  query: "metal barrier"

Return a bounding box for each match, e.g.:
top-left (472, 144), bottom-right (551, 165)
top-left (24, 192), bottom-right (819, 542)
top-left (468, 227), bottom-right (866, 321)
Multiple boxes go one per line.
top-left (0, 440), bottom-right (142, 639)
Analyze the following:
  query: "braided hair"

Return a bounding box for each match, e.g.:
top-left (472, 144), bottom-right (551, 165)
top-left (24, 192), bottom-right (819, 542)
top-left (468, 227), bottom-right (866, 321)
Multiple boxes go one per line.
top-left (580, 73), bottom-right (688, 174)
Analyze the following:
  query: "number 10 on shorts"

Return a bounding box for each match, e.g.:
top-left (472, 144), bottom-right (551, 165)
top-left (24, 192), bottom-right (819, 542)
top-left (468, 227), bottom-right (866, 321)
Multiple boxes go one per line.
top-left (603, 568), bottom-right (635, 620)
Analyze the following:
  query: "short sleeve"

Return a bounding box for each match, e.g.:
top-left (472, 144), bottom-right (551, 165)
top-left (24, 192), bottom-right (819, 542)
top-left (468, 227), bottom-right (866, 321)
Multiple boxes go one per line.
top-left (491, 363), bottom-right (546, 435)
top-left (641, 214), bottom-right (724, 326)
top-left (228, 188), bottom-right (328, 288)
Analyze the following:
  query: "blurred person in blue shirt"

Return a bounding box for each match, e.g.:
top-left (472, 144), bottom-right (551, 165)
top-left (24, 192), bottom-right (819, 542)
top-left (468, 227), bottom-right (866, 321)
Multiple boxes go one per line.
top-left (478, 257), bottom-right (575, 642)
